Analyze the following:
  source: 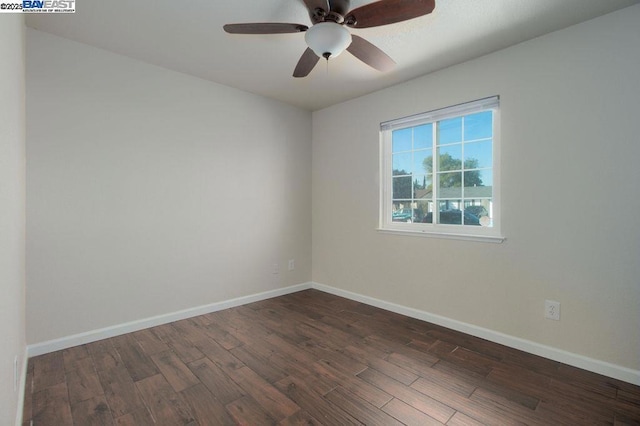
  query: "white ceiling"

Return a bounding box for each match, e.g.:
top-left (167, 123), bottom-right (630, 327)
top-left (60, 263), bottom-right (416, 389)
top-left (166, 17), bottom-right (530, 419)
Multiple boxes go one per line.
top-left (26, 0), bottom-right (639, 111)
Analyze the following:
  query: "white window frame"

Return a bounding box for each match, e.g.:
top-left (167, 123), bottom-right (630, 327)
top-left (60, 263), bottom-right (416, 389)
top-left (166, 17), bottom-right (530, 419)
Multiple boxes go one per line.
top-left (379, 96), bottom-right (504, 243)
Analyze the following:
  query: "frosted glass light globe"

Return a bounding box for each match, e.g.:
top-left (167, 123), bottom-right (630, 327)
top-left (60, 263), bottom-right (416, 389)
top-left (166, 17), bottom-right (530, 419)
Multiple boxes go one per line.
top-left (305, 22), bottom-right (352, 59)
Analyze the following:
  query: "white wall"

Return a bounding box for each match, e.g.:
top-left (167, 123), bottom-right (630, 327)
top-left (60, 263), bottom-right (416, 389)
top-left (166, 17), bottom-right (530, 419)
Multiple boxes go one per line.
top-left (312, 5), bottom-right (640, 374)
top-left (0, 15), bottom-right (27, 426)
top-left (26, 30), bottom-right (312, 344)
top-left (23, 3), bottom-right (640, 384)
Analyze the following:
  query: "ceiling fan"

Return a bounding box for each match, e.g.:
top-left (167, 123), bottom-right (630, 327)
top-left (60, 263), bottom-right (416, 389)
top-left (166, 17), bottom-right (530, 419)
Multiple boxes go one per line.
top-left (223, 0), bottom-right (436, 77)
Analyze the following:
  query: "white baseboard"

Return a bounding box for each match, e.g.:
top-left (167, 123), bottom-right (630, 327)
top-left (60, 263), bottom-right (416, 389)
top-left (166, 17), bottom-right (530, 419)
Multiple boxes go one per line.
top-left (25, 280), bottom-right (639, 386)
top-left (310, 282), bottom-right (640, 386)
top-left (27, 282), bottom-right (312, 357)
top-left (14, 349), bottom-right (28, 426)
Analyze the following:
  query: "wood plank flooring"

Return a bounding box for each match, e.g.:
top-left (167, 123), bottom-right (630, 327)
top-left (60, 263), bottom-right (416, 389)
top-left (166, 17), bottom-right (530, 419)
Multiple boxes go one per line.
top-left (22, 289), bottom-right (640, 425)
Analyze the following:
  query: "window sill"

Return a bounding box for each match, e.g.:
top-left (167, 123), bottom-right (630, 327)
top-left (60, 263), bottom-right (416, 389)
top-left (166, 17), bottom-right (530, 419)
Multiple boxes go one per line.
top-left (376, 227), bottom-right (505, 243)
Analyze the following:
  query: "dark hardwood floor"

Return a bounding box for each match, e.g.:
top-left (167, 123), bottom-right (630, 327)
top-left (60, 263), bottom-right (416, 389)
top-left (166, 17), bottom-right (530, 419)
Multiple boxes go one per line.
top-left (22, 289), bottom-right (640, 425)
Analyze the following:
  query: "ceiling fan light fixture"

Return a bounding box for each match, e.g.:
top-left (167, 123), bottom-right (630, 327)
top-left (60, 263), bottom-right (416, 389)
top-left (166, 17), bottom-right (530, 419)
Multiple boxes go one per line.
top-left (304, 22), bottom-right (352, 59)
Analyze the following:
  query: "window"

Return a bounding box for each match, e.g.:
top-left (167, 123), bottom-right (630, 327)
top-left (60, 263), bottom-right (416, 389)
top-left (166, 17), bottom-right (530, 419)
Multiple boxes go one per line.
top-left (379, 97), bottom-right (503, 242)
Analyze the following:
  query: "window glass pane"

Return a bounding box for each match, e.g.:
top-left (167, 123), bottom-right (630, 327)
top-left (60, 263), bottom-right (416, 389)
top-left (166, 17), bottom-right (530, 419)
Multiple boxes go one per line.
top-left (392, 152), bottom-right (412, 174)
top-left (462, 210), bottom-right (482, 225)
top-left (413, 175), bottom-right (433, 206)
top-left (413, 174), bottom-right (432, 198)
top-left (464, 169), bottom-right (493, 188)
top-left (392, 201), bottom-right (410, 212)
top-left (414, 199), bottom-right (431, 223)
top-left (413, 150), bottom-right (432, 175)
top-left (464, 202), bottom-right (489, 218)
top-left (392, 175), bottom-right (412, 199)
top-left (438, 189), bottom-right (462, 201)
top-left (437, 117), bottom-right (462, 145)
top-left (464, 201), bottom-right (493, 227)
top-left (438, 172), bottom-right (462, 193)
top-left (438, 200), bottom-right (461, 211)
top-left (391, 203), bottom-right (415, 223)
top-left (464, 187), bottom-right (492, 203)
top-left (413, 124), bottom-right (433, 150)
top-left (464, 140), bottom-right (492, 169)
top-left (437, 145), bottom-right (462, 171)
top-left (464, 111), bottom-right (493, 141)
top-left (392, 128), bottom-right (412, 152)
top-left (438, 200), bottom-right (461, 225)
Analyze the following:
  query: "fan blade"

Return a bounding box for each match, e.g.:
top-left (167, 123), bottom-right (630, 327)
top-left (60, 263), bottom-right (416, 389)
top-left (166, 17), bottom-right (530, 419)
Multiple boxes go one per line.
top-left (293, 48), bottom-right (320, 77)
top-left (329, 0), bottom-right (350, 15)
top-left (345, 0), bottom-right (435, 28)
top-left (223, 23), bottom-right (308, 34)
top-left (347, 35), bottom-right (395, 72)
top-left (303, 0), bottom-right (330, 22)
top-left (304, 0), bottom-right (329, 11)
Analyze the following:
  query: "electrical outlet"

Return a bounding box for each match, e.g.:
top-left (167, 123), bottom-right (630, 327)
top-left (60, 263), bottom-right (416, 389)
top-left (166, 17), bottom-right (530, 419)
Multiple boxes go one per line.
top-left (545, 300), bottom-right (560, 320)
top-left (288, 259), bottom-right (295, 271)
